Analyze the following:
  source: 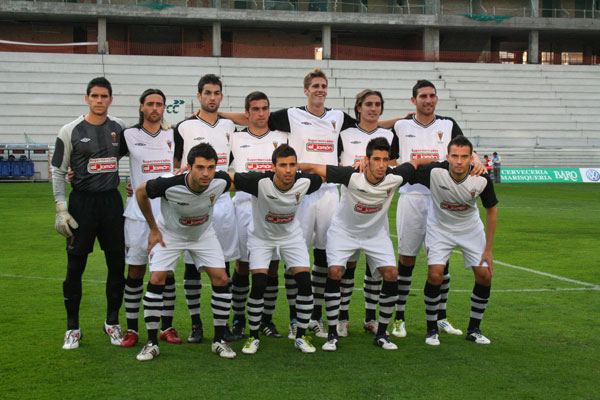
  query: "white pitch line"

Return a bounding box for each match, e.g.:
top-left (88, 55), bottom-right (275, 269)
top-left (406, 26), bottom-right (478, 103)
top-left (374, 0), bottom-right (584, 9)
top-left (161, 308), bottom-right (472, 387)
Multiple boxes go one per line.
top-left (449, 250), bottom-right (599, 288)
top-left (389, 235), bottom-right (599, 288)
top-left (2, 274), bottom-right (599, 293)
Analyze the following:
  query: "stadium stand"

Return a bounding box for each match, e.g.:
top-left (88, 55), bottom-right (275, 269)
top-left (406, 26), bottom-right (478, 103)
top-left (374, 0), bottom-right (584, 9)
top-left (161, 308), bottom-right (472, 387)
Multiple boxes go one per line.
top-left (0, 52), bottom-right (598, 169)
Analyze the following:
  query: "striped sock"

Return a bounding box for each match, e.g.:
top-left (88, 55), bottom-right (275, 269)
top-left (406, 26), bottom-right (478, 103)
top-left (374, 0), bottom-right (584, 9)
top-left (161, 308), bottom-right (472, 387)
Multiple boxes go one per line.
top-left (211, 285), bottom-right (232, 342)
top-left (424, 281), bottom-right (441, 332)
top-left (124, 276), bottom-right (143, 332)
top-left (468, 283), bottom-right (491, 331)
top-left (284, 271), bottom-right (298, 321)
top-left (262, 275), bottom-right (278, 323)
top-left (438, 263), bottom-right (451, 320)
top-left (377, 280), bottom-right (398, 336)
top-left (161, 275), bottom-right (176, 330)
top-left (184, 263), bottom-right (202, 327)
top-left (231, 271), bottom-right (250, 322)
top-left (143, 282), bottom-right (164, 345)
top-left (395, 263), bottom-right (414, 321)
top-left (324, 278), bottom-right (341, 335)
top-left (363, 266), bottom-right (381, 322)
top-left (248, 273), bottom-right (267, 338)
top-left (339, 267), bottom-right (355, 321)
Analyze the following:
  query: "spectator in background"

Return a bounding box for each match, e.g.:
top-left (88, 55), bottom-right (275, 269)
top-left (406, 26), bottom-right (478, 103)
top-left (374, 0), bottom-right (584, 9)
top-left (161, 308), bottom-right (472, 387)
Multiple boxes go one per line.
top-left (484, 155), bottom-right (493, 178)
top-left (492, 152), bottom-right (502, 183)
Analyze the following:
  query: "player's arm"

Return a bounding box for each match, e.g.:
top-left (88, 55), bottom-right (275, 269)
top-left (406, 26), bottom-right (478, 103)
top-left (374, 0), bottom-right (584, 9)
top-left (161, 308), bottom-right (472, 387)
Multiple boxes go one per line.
top-left (219, 112), bottom-right (248, 126)
top-left (410, 160), bottom-right (448, 188)
top-left (136, 181), bottom-right (165, 252)
top-left (297, 163), bottom-right (327, 181)
top-left (470, 151), bottom-right (485, 176)
top-left (481, 205), bottom-right (497, 275)
top-left (378, 112), bottom-right (414, 129)
top-left (51, 126), bottom-right (78, 239)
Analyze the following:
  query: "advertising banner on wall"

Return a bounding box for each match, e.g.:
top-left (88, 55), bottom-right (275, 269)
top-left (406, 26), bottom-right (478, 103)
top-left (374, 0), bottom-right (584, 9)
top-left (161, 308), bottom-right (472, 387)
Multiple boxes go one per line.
top-left (500, 168), bottom-right (600, 183)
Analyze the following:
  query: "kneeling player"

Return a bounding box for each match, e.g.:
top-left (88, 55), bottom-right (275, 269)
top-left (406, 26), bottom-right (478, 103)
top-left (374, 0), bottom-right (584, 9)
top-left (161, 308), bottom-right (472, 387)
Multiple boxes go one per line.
top-left (135, 143), bottom-right (236, 360)
top-left (300, 137), bottom-right (429, 351)
top-left (231, 144), bottom-right (323, 354)
top-left (414, 136), bottom-right (497, 346)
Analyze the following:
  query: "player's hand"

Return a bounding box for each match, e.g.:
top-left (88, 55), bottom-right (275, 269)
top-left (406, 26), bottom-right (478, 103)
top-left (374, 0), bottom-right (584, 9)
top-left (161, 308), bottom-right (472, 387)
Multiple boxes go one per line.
top-left (479, 250), bottom-right (494, 276)
top-left (470, 155), bottom-right (486, 176)
top-left (126, 181), bottom-right (134, 197)
top-left (352, 158), bottom-right (366, 174)
top-left (55, 201), bottom-right (78, 239)
top-left (148, 227), bottom-right (166, 253)
top-left (173, 165), bottom-right (189, 175)
top-left (67, 169), bottom-right (74, 183)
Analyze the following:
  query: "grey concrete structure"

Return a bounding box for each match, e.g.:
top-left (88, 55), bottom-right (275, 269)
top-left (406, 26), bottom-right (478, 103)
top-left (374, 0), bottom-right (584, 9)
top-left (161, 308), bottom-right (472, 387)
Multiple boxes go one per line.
top-left (0, 2), bottom-right (599, 63)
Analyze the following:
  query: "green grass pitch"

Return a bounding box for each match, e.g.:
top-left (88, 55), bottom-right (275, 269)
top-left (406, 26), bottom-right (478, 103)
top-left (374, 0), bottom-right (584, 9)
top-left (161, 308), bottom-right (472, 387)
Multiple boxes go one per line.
top-left (0, 182), bottom-right (598, 399)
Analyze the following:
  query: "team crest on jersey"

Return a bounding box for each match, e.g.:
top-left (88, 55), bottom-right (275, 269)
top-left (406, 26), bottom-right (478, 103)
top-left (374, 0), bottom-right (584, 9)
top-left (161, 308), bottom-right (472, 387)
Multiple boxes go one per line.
top-left (386, 189), bottom-right (392, 196)
top-left (125, 246), bottom-right (130, 254)
top-left (471, 190), bottom-right (476, 199)
top-left (209, 194), bottom-right (216, 205)
top-left (295, 192), bottom-right (301, 204)
top-left (437, 131), bottom-right (443, 141)
top-left (167, 140), bottom-right (172, 150)
top-left (331, 121), bottom-right (336, 130)
top-left (226, 133), bottom-right (230, 144)
top-left (273, 141), bottom-right (279, 149)
top-left (111, 132), bottom-right (117, 142)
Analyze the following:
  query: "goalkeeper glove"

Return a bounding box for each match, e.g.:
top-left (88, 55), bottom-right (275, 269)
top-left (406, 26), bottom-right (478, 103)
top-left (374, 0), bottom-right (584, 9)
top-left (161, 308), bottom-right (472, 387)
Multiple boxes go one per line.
top-left (55, 201), bottom-right (79, 238)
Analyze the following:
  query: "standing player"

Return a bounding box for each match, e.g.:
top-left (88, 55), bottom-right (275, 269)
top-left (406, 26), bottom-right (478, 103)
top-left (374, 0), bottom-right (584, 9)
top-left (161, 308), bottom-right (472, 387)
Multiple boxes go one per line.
top-left (231, 144), bottom-right (323, 354)
top-left (229, 92), bottom-right (289, 340)
top-left (120, 89), bottom-right (182, 347)
top-left (391, 80), bottom-right (483, 339)
top-left (220, 69), bottom-right (401, 338)
top-left (299, 138), bottom-right (429, 351)
top-left (336, 89), bottom-right (399, 337)
top-left (52, 77), bottom-right (126, 349)
top-left (413, 136), bottom-right (497, 345)
top-left (135, 143), bottom-right (236, 361)
top-left (174, 74), bottom-right (240, 343)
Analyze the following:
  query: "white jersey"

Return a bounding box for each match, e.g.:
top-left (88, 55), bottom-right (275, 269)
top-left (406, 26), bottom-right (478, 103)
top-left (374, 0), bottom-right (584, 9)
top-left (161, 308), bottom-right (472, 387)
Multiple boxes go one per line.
top-left (174, 116), bottom-right (234, 172)
top-left (122, 126), bottom-right (174, 221)
top-left (230, 128), bottom-right (289, 202)
top-left (233, 170), bottom-right (322, 241)
top-left (327, 163), bottom-right (416, 236)
top-left (338, 124), bottom-right (399, 166)
top-left (145, 171), bottom-right (232, 241)
top-left (414, 162), bottom-right (498, 233)
top-left (394, 115), bottom-right (463, 195)
top-left (230, 128), bottom-right (288, 173)
top-left (268, 106), bottom-right (355, 165)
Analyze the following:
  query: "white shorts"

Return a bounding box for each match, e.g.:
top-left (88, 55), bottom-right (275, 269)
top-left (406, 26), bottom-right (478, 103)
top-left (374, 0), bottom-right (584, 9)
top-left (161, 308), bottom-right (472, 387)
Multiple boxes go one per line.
top-left (248, 234), bottom-right (309, 271)
top-left (327, 225), bottom-right (396, 277)
top-left (296, 184), bottom-right (339, 250)
top-left (396, 193), bottom-right (430, 256)
top-left (149, 226), bottom-right (225, 272)
top-left (124, 218), bottom-right (150, 265)
top-left (424, 225), bottom-right (488, 269)
top-left (183, 194), bottom-right (240, 265)
top-left (347, 219), bottom-right (390, 263)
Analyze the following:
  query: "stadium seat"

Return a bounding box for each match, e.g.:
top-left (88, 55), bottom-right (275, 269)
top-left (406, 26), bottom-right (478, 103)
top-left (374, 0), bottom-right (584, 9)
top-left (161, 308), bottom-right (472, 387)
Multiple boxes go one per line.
top-left (11, 160), bottom-right (23, 176)
top-left (0, 159), bottom-right (9, 177)
top-left (23, 158), bottom-right (35, 177)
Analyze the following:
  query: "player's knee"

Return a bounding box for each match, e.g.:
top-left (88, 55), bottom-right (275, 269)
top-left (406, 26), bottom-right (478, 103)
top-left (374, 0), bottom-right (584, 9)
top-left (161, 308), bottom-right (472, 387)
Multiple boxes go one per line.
top-left (399, 255), bottom-right (416, 267)
top-left (328, 266), bottom-right (344, 280)
top-left (149, 271), bottom-right (168, 285)
top-left (379, 267), bottom-right (398, 282)
top-left (210, 272), bottom-right (229, 287)
top-left (474, 268), bottom-right (492, 285)
top-left (427, 271), bottom-right (444, 286)
top-left (128, 265), bottom-right (146, 279)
